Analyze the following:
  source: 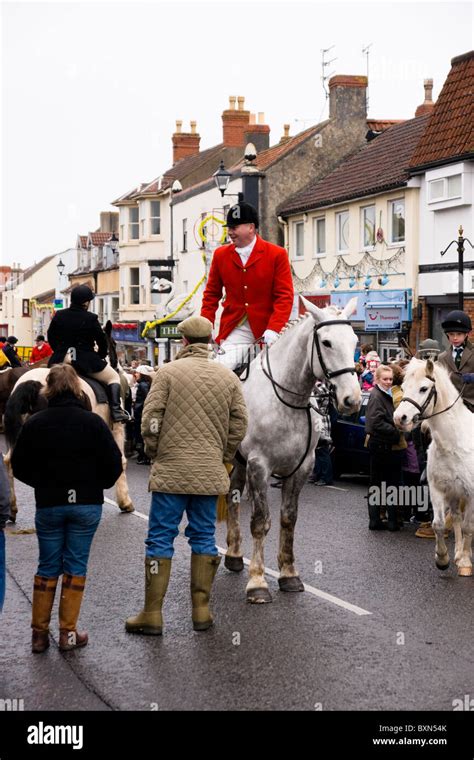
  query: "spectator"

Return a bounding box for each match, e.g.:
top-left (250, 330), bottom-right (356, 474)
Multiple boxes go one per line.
top-left (11, 364), bottom-right (123, 653)
top-left (361, 351), bottom-right (381, 391)
top-left (309, 382), bottom-right (334, 486)
top-left (2, 336), bottom-right (22, 368)
top-left (0, 453), bottom-right (11, 613)
top-left (133, 365), bottom-right (154, 464)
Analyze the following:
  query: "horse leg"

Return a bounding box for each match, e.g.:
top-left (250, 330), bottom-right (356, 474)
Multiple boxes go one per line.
top-left (225, 460), bottom-right (246, 573)
top-left (456, 498), bottom-right (473, 577)
top-left (431, 485), bottom-right (449, 570)
top-left (3, 450), bottom-right (17, 522)
top-left (277, 470), bottom-right (308, 593)
top-left (452, 498), bottom-right (464, 566)
top-left (245, 458), bottom-right (272, 604)
top-left (112, 422), bottom-right (134, 513)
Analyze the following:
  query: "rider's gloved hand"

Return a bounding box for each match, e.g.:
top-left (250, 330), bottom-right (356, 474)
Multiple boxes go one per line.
top-left (263, 329), bottom-right (279, 346)
top-left (461, 373), bottom-right (474, 384)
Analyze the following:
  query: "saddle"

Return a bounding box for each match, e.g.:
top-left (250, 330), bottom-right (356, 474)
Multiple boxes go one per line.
top-left (79, 376), bottom-right (109, 405)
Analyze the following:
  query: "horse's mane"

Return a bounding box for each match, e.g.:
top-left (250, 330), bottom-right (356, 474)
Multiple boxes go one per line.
top-left (404, 357), bottom-right (458, 405)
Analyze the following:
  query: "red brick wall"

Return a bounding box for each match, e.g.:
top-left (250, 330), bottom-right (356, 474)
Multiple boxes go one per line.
top-left (409, 296), bottom-right (474, 352)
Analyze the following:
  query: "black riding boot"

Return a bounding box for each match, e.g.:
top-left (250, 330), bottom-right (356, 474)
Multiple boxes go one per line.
top-left (368, 502), bottom-right (387, 530)
top-left (108, 383), bottom-right (130, 423)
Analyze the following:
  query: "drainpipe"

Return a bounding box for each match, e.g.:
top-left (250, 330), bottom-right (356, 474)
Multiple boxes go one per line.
top-left (278, 215), bottom-right (289, 251)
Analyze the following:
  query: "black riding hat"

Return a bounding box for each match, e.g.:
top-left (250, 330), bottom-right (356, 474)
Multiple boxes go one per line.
top-left (225, 202), bottom-right (259, 229)
top-left (441, 310), bottom-right (472, 333)
top-left (6, 336), bottom-right (18, 344)
top-left (71, 284), bottom-right (95, 305)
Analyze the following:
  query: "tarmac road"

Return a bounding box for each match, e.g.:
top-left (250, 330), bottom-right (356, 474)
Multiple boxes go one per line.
top-left (1, 444), bottom-right (472, 713)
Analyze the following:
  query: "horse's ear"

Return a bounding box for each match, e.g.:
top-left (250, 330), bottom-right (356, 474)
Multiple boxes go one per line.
top-left (341, 296), bottom-right (358, 320)
top-left (300, 296), bottom-right (326, 323)
top-left (104, 320), bottom-right (112, 336)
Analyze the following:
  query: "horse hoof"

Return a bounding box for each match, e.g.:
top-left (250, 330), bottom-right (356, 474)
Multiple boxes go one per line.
top-left (278, 576), bottom-right (305, 592)
top-left (246, 588), bottom-right (272, 604)
top-left (224, 555), bottom-right (244, 572)
top-left (435, 559), bottom-right (449, 571)
top-left (457, 566), bottom-right (472, 577)
top-left (119, 504), bottom-right (135, 513)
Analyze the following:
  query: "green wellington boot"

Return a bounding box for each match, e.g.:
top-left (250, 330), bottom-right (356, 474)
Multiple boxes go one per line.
top-left (190, 554), bottom-right (221, 631)
top-left (125, 557), bottom-right (172, 635)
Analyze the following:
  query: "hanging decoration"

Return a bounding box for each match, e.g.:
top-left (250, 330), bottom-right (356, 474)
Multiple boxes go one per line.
top-left (291, 246), bottom-right (405, 292)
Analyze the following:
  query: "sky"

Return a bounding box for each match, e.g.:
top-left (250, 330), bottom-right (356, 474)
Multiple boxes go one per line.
top-left (1, 0), bottom-right (473, 268)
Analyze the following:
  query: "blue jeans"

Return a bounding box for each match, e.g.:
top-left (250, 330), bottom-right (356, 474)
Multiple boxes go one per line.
top-left (0, 530), bottom-right (5, 613)
top-left (146, 492), bottom-right (218, 558)
top-left (35, 505), bottom-right (102, 578)
top-left (313, 443), bottom-right (333, 484)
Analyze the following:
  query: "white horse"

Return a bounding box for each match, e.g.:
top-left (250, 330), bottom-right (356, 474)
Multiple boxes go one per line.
top-left (225, 297), bottom-right (361, 602)
top-left (394, 358), bottom-right (474, 577)
top-left (3, 368), bottom-right (134, 520)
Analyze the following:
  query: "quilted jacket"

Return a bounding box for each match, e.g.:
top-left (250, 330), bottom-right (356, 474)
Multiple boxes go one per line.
top-left (141, 344), bottom-right (248, 495)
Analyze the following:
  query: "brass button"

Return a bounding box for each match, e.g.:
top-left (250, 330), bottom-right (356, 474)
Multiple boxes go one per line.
top-left (243, 268), bottom-right (246, 272)
top-left (245, 302), bottom-right (249, 307)
top-left (244, 285), bottom-right (248, 289)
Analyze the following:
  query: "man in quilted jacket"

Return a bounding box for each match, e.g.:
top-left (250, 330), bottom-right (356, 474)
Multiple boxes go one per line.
top-left (126, 315), bottom-right (248, 635)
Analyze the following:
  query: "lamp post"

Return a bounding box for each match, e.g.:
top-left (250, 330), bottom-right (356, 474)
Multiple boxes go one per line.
top-left (213, 160), bottom-right (244, 202)
top-left (440, 225), bottom-right (474, 310)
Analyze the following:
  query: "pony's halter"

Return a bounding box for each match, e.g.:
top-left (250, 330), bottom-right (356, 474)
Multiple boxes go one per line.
top-left (402, 381), bottom-right (437, 420)
top-left (311, 320), bottom-right (356, 382)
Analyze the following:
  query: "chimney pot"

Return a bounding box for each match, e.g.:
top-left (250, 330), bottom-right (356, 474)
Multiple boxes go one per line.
top-left (423, 78), bottom-right (433, 102)
top-left (284, 124), bottom-right (290, 137)
top-left (190, 120), bottom-right (197, 134)
top-left (237, 96), bottom-right (245, 111)
top-left (229, 96), bottom-right (236, 110)
top-left (249, 113), bottom-right (256, 125)
top-left (175, 120), bottom-right (182, 134)
top-left (258, 112), bottom-right (265, 125)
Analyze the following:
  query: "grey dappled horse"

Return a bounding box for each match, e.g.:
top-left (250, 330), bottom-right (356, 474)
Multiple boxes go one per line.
top-left (225, 297), bottom-right (361, 603)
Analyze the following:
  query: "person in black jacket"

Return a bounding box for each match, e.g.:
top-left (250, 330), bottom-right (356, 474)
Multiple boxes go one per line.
top-left (47, 284), bottom-right (128, 422)
top-left (0, 453), bottom-right (11, 613)
top-left (364, 364), bottom-right (402, 531)
top-left (11, 364), bottom-right (123, 653)
top-left (2, 336), bottom-right (22, 368)
top-left (133, 365), bottom-right (154, 464)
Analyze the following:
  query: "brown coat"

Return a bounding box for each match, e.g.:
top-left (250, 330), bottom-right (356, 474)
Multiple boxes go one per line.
top-left (141, 344), bottom-right (248, 495)
top-left (438, 340), bottom-right (474, 411)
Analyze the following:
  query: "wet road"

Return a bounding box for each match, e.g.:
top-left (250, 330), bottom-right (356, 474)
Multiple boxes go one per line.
top-left (1, 443), bottom-right (472, 712)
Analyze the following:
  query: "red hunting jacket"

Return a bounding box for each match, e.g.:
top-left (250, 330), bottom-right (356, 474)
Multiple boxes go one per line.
top-left (30, 342), bottom-right (53, 364)
top-left (201, 236), bottom-right (294, 343)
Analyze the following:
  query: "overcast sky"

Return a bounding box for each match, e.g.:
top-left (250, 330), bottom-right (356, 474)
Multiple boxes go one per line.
top-left (1, 0), bottom-right (473, 268)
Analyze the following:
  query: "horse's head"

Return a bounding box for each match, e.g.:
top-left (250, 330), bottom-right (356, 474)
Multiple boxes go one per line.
top-left (104, 320), bottom-right (118, 369)
top-left (302, 296), bottom-right (361, 415)
top-left (394, 357), bottom-right (438, 431)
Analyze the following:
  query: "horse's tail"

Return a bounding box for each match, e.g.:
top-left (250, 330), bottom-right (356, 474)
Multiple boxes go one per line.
top-left (4, 380), bottom-right (44, 449)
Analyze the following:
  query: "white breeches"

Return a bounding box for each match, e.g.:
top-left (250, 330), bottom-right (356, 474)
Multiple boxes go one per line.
top-left (89, 365), bottom-right (121, 385)
top-left (215, 322), bottom-right (260, 370)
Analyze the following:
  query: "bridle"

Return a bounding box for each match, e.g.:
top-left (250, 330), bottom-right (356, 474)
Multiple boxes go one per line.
top-left (401, 376), bottom-right (465, 422)
top-left (253, 318), bottom-right (356, 480)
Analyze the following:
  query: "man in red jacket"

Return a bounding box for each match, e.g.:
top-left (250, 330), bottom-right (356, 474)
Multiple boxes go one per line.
top-left (30, 335), bottom-right (53, 365)
top-left (200, 203), bottom-right (294, 369)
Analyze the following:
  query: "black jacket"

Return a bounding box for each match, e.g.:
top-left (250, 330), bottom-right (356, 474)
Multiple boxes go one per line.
top-left (0, 454), bottom-right (11, 528)
top-left (365, 385), bottom-right (400, 447)
top-left (2, 343), bottom-right (22, 368)
top-left (47, 304), bottom-right (108, 374)
top-left (134, 379), bottom-right (151, 417)
top-left (11, 392), bottom-right (123, 508)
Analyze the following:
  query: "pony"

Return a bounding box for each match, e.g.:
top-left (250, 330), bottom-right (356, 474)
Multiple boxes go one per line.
top-left (3, 320), bottom-right (134, 521)
top-left (225, 297), bottom-right (361, 603)
top-left (394, 358), bottom-right (473, 577)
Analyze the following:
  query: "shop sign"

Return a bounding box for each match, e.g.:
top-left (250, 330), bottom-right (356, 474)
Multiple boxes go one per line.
top-left (158, 322), bottom-right (181, 339)
top-left (365, 307), bottom-right (402, 331)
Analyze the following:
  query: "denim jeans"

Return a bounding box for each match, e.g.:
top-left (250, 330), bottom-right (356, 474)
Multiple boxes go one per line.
top-left (313, 443), bottom-right (333, 484)
top-left (35, 505), bottom-right (102, 578)
top-left (0, 529), bottom-right (5, 612)
top-left (146, 492), bottom-right (218, 558)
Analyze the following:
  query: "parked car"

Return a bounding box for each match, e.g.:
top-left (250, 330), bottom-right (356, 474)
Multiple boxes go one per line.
top-left (331, 391), bottom-right (370, 478)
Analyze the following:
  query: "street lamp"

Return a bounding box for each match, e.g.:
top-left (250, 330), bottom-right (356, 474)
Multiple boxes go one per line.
top-left (213, 160), bottom-right (244, 203)
top-left (57, 258), bottom-right (65, 277)
top-left (440, 225), bottom-right (474, 310)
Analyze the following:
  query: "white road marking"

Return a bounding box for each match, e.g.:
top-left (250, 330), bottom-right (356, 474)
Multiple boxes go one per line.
top-left (104, 497), bottom-right (372, 617)
top-left (325, 485), bottom-right (349, 492)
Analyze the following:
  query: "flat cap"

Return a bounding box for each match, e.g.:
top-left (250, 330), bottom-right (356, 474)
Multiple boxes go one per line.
top-left (177, 316), bottom-right (213, 339)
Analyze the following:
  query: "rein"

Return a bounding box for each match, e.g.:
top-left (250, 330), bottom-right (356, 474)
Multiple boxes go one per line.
top-left (254, 318), bottom-right (355, 480)
top-left (402, 381), bottom-right (465, 422)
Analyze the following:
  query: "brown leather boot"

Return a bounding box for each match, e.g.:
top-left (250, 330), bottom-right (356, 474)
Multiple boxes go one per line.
top-left (190, 554), bottom-right (221, 631)
top-left (58, 574), bottom-right (88, 651)
top-left (31, 576), bottom-right (58, 654)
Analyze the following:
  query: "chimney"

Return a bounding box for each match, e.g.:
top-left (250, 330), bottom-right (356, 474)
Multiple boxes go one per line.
top-left (172, 120), bottom-right (201, 164)
top-left (329, 75), bottom-right (368, 121)
top-left (222, 95), bottom-right (251, 147)
top-left (100, 211), bottom-right (119, 233)
top-left (244, 111), bottom-right (270, 152)
top-left (279, 124), bottom-right (291, 145)
top-left (415, 78), bottom-right (435, 117)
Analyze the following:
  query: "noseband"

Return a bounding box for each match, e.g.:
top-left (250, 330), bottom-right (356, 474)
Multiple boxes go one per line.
top-left (311, 320), bottom-right (356, 383)
top-left (402, 378), bottom-right (465, 422)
